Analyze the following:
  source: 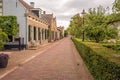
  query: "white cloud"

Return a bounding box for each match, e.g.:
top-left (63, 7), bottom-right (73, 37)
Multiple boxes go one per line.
top-left (25, 0), bottom-right (115, 29)
top-left (57, 20), bottom-right (70, 29)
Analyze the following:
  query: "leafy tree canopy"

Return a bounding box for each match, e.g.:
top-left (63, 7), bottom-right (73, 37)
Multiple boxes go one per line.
top-left (68, 5), bottom-right (118, 43)
top-left (68, 14), bottom-right (83, 38)
top-left (113, 0), bottom-right (120, 13)
top-left (85, 6), bottom-right (108, 42)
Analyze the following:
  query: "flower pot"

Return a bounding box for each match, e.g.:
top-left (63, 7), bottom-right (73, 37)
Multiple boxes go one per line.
top-left (0, 54), bottom-right (9, 68)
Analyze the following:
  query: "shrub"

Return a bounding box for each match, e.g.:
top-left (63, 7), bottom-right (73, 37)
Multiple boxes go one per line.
top-left (0, 16), bottom-right (18, 36)
top-left (102, 44), bottom-right (120, 51)
top-left (0, 29), bottom-right (8, 50)
top-left (72, 38), bottom-right (120, 80)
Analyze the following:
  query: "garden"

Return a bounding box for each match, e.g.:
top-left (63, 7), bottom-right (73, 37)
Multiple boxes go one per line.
top-left (72, 38), bottom-right (120, 80)
top-left (67, 0), bottom-right (120, 79)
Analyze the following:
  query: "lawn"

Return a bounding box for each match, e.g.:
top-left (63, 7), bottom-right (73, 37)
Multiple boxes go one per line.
top-left (72, 38), bottom-right (120, 80)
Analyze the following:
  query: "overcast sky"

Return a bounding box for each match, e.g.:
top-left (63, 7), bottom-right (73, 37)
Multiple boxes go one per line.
top-left (25, 0), bottom-right (114, 29)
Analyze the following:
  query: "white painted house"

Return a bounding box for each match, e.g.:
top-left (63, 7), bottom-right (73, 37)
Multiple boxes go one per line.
top-left (2, 0), bottom-right (49, 49)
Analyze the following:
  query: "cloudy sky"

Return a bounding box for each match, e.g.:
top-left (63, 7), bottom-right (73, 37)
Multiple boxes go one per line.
top-left (25, 0), bottom-right (114, 29)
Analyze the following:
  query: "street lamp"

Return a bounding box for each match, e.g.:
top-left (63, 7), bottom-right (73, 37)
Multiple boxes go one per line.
top-left (81, 9), bottom-right (86, 42)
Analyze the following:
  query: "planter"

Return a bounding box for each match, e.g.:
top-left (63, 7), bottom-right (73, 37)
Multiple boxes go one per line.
top-left (0, 53), bottom-right (9, 68)
top-left (29, 46), bottom-right (38, 50)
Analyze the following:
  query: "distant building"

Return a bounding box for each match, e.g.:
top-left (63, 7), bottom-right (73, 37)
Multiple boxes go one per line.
top-left (57, 26), bottom-right (64, 39)
top-left (41, 11), bottom-right (58, 42)
top-left (2, 0), bottom-right (49, 48)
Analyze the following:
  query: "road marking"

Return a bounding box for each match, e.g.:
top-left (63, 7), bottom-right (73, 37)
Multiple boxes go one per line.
top-left (0, 49), bottom-right (47, 79)
top-left (0, 66), bottom-right (18, 79)
top-left (19, 50), bottom-right (46, 66)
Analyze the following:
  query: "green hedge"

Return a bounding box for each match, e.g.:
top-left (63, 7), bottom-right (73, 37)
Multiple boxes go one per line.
top-left (72, 38), bottom-right (120, 80)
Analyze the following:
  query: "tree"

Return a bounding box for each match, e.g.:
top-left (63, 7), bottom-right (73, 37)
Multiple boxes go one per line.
top-left (85, 5), bottom-right (118, 42)
top-left (68, 5), bottom-right (118, 42)
top-left (68, 14), bottom-right (83, 38)
top-left (64, 29), bottom-right (68, 37)
top-left (84, 6), bottom-right (106, 42)
top-left (113, 0), bottom-right (120, 13)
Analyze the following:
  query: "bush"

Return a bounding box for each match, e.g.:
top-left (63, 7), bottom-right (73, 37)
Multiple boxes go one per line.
top-left (0, 16), bottom-right (18, 36)
top-left (0, 29), bottom-right (8, 50)
top-left (102, 44), bottom-right (120, 51)
top-left (72, 38), bottom-right (120, 80)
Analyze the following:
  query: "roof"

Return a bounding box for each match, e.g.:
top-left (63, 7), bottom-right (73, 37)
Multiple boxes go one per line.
top-left (31, 8), bottom-right (42, 11)
top-left (19, 0), bottom-right (58, 29)
top-left (19, 0), bottom-right (33, 10)
top-left (57, 26), bottom-right (64, 31)
top-left (25, 12), bottom-right (48, 25)
top-left (41, 13), bottom-right (58, 31)
top-left (41, 14), bottom-right (53, 25)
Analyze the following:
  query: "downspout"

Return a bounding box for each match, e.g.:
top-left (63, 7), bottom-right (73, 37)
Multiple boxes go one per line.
top-left (25, 9), bottom-right (28, 49)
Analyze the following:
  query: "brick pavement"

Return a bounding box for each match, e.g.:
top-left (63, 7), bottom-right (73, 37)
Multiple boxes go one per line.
top-left (0, 37), bottom-right (93, 80)
top-left (0, 43), bottom-right (52, 77)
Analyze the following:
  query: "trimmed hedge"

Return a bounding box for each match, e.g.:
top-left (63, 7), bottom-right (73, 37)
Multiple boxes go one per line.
top-left (72, 38), bottom-right (120, 80)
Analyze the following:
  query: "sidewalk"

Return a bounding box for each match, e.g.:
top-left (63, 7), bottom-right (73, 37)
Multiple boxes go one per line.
top-left (0, 42), bottom-right (54, 78)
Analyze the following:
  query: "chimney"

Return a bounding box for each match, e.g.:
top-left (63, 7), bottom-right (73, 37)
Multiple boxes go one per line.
top-left (30, 2), bottom-right (34, 7)
top-left (43, 11), bottom-right (46, 14)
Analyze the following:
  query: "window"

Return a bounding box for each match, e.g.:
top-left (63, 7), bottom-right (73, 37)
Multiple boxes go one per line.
top-left (45, 29), bottom-right (48, 40)
top-left (38, 28), bottom-right (40, 40)
top-left (45, 29), bottom-right (46, 40)
top-left (42, 29), bottom-right (44, 40)
top-left (28, 25), bottom-right (31, 41)
top-left (34, 27), bottom-right (36, 40)
top-left (0, 6), bottom-right (2, 8)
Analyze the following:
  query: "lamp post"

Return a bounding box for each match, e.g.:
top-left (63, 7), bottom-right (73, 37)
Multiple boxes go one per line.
top-left (81, 9), bottom-right (86, 42)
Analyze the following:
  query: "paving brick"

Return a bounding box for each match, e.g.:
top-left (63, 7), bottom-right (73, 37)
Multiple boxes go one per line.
top-left (0, 37), bottom-right (93, 80)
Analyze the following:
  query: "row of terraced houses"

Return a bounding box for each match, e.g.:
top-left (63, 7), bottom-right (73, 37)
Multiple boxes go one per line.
top-left (0, 0), bottom-right (64, 49)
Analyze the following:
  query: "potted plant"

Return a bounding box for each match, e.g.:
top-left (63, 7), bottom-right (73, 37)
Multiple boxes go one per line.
top-left (0, 53), bottom-right (9, 68)
top-left (29, 40), bottom-right (38, 50)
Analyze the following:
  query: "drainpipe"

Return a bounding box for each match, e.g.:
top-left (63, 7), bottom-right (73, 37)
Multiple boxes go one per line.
top-left (25, 9), bottom-right (28, 49)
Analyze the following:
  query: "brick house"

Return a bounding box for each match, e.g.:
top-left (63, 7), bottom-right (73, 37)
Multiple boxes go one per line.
top-left (2, 0), bottom-right (49, 48)
top-left (57, 26), bottom-right (64, 39)
top-left (41, 11), bottom-right (59, 42)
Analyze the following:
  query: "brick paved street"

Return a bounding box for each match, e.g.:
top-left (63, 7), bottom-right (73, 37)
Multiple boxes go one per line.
top-left (0, 37), bottom-right (93, 80)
